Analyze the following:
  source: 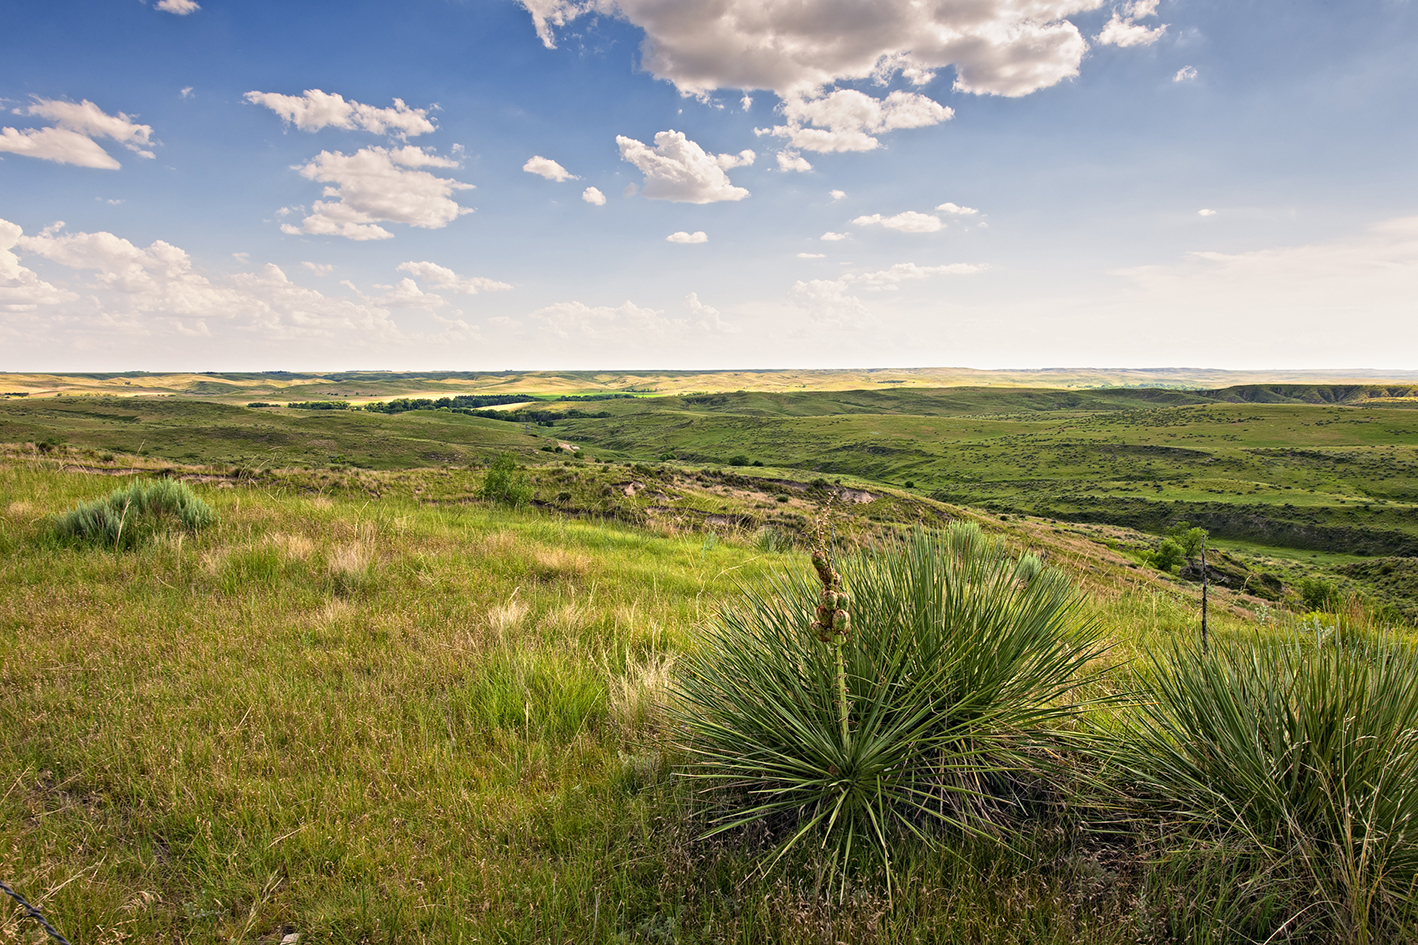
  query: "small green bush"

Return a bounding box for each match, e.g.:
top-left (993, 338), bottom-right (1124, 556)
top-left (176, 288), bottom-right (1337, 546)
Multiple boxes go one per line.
top-left (480, 453), bottom-right (532, 508)
top-left (673, 524), bottom-right (1101, 887)
top-left (1166, 522), bottom-right (1208, 558)
top-left (1151, 537), bottom-right (1185, 572)
top-left (1118, 634), bottom-right (1418, 941)
top-left (53, 478), bottom-right (215, 550)
top-left (1299, 575), bottom-right (1341, 612)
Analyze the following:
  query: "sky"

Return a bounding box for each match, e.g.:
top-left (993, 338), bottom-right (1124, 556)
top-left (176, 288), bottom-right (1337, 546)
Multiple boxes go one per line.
top-left (1, 0), bottom-right (1416, 372)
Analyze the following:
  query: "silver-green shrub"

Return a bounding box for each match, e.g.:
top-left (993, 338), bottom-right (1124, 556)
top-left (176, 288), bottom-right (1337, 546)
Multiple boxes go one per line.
top-left (53, 478), bottom-right (214, 550)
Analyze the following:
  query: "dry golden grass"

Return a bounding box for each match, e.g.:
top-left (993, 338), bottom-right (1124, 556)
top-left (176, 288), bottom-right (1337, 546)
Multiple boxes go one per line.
top-left (325, 540), bottom-right (374, 578)
top-left (608, 653), bottom-right (676, 739)
top-left (486, 596), bottom-right (530, 638)
top-left (268, 531), bottom-right (316, 560)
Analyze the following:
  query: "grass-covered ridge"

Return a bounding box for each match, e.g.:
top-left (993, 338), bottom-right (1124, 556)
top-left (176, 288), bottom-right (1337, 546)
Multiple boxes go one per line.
top-left (8, 367), bottom-right (1418, 403)
top-left (4, 378), bottom-right (1415, 616)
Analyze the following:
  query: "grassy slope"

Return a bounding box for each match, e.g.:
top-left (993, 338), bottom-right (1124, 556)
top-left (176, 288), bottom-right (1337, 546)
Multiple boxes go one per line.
top-left (0, 398), bottom-right (544, 469)
top-left (552, 400), bottom-right (1418, 553)
top-left (1, 459), bottom-right (1306, 945)
top-left (5, 386), bottom-right (1416, 609)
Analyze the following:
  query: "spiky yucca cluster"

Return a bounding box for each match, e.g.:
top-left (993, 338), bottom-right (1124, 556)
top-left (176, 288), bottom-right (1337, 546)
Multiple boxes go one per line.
top-left (673, 524), bottom-right (1101, 888)
top-left (1119, 634), bottom-right (1418, 942)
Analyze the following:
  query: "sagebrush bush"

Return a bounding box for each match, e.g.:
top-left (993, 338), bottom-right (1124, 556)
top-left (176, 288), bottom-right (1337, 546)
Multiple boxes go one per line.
top-left (1118, 634), bottom-right (1418, 943)
top-left (672, 524), bottom-right (1102, 888)
top-left (53, 478), bottom-right (214, 549)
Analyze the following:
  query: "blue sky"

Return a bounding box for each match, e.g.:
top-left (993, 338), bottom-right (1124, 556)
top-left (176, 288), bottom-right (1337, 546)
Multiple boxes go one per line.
top-left (2, 0), bottom-right (1416, 371)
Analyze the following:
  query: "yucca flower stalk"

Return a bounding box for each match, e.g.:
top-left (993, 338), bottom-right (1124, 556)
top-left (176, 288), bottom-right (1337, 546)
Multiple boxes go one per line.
top-left (809, 535), bottom-right (852, 747)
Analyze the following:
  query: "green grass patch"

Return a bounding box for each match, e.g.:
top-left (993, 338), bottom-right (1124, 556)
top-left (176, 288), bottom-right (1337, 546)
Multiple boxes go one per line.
top-left (1117, 632), bottom-right (1418, 941)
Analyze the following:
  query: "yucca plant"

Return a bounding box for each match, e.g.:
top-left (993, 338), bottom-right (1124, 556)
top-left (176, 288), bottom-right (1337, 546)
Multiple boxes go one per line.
top-left (53, 478), bottom-right (215, 550)
top-left (1117, 634), bottom-right (1418, 943)
top-left (672, 524), bottom-right (1102, 891)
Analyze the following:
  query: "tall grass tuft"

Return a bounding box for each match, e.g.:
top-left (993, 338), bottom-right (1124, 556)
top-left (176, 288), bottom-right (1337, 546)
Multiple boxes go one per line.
top-left (1117, 633), bottom-right (1418, 942)
top-left (52, 478), bottom-right (214, 550)
top-left (672, 524), bottom-right (1102, 889)
top-left (325, 541), bottom-right (376, 595)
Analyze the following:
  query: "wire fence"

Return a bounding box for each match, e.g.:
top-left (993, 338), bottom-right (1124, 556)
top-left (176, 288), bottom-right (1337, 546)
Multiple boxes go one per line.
top-left (1, 879), bottom-right (72, 945)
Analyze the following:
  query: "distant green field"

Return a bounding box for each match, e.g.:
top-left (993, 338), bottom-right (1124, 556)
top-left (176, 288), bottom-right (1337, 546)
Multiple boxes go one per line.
top-left (547, 390), bottom-right (1418, 557)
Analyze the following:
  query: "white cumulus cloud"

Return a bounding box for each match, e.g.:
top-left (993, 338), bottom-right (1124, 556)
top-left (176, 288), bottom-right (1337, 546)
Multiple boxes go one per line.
top-left (523, 155), bottom-right (576, 181)
top-left (790, 260), bottom-right (982, 326)
top-left (156, 0), bottom-right (200, 13)
top-left (582, 186), bottom-right (607, 205)
top-left (667, 230), bottom-right (708, 243)
top-left (1174, 66), bottom-right (1197, 82)
top-left (0, 98), bottom-right (156, 169)
top-left (830, 190), bottom-right (846, 201)
top-left (821, 231), bottom-right (848, 241)
top-left (845, 261), bottom-right (985, 289)
top-left (686, 291), bottom-right (734, 332)
top-left (852, 211), bottom-right (943, 234)
top-left (791, 278), bottom-right (871, 328)
top-left (244, 89), bottom-right (436, 137)
top-left (777, 150), bottom-right (812, 172)
top-left (3, 217), bottom-right (402, 341)
top-left (280, 146), bottom-right (474, 241)
top-left (530, 299), bottom-right (668, 340)
top-left (0, 127), bottom-right (120, 169)
top-left (797, 252), bottom-right (826, 258)
top-left (1097, 0), bottom-right (1167, 47)
top-left (375, 277), bottom-right (448, 310)
top-left (0, 219), bottom-right (76, 311)
top-left (302, 261), bottom-right (334, 275)
top-left (617, 130), bottom-right (753, 203)
top-left (1198, 208), bottom-right (1217, 216)
top-left (936, 202), bottom-right (979, 216)
top-left (521, 0), bottom-right (1107, 99)
top-left (396, 260), bottom-right (512, 294)
top-left (767, 89), bottom-right (951, 153)
top-left (520, 0), bottom-right (581, 48)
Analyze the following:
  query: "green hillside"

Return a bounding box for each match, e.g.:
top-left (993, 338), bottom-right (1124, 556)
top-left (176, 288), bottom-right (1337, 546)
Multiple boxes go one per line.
top-left (5, 378), bottom-right (1418, 942)
top-left (6, 455), bottom-right (1409, 944)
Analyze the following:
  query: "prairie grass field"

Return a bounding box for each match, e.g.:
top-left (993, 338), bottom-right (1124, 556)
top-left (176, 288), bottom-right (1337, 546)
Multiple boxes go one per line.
top-left (3, 376), bottom-right (1418, 943)
top-left (4, 380), bottom-right (1416, 613)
